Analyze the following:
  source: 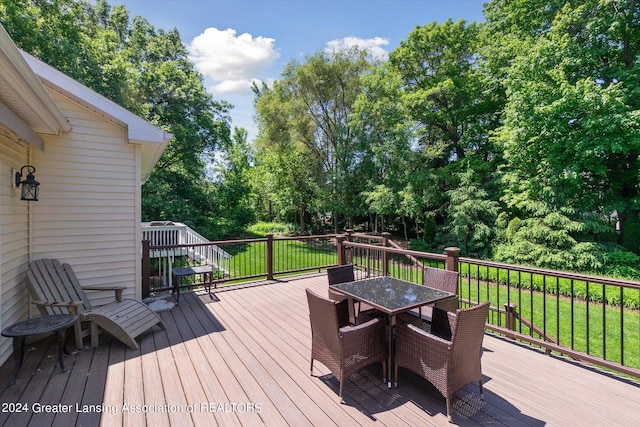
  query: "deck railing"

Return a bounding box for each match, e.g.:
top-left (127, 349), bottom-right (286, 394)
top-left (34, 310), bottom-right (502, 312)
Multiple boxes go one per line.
top-left (141, 230), bottom-right (640, 379)
top-left (142, 233), bottom-right (339, 296)
top-left (338, 234), bottom-right (640, 380)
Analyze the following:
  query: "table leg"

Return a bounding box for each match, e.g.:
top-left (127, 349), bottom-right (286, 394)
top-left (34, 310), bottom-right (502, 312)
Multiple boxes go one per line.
top-left (388, 314), bottom-right (395, 388)
top-left (172, 275), bottom-right (181, 304)
top-left (9, 337), bottom-right (25, 386)
top-left (55, 329), bottom-right (68, 372)
top-left (62, 327), bottom-right (73, 356)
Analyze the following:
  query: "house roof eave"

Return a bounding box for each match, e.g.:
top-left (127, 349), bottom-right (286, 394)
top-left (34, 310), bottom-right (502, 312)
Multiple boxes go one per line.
top-left (21, 49), bottom-right (172, 181)
top-left (0, 24), bottom-right (71, 145)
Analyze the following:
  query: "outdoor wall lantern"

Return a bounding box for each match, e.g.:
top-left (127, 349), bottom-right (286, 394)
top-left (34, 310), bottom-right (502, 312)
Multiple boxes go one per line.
top-left (15, 165), bottom-right (40, 201)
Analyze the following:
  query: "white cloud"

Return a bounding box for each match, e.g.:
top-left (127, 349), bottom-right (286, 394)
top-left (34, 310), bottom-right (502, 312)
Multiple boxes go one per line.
top-left (325, 36), bottom-right (390, 60)
top-left (208, 78), bottom-right (269, 94)
top-left (188, 27), bottom-right (279, 94)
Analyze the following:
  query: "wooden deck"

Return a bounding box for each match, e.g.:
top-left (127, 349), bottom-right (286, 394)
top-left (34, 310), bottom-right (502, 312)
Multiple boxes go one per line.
top-left (1, 273), bottom-right (639, 426)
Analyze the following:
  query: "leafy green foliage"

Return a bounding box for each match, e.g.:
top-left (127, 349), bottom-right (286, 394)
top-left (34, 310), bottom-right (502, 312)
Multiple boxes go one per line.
top-left (494, 204), bottom-right (605, 271)
top-left (6, 0), bottom-right (640, 281)
top-left (351, 19), bottom-right (504, 242)
top-left (1, 0), bottom-right (236, 238)
top-left (603, 249), bottom-right (640, 280)
top-left (490, 0), bottom-right (640, 271)
top-left (438, 169), bottom-right (499, 258)
top-left (246, 222), bottom-right (296, 237)
top-left (622, 215), bottom-right (640, 254)
top-left (253, 48), bottom-right (375, 232)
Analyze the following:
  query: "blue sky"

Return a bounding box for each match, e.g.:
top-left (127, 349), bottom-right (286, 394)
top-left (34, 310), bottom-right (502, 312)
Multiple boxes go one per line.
top-left (113, 0), bottom-right (487, 141)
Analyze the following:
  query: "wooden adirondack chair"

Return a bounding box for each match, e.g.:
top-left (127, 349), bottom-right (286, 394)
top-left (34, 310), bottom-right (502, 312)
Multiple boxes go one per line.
top-left (25, 259), bottom-right (165, 350)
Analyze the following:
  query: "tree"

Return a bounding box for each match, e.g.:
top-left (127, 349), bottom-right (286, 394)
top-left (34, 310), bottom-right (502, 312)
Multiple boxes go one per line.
top-left (489, 0), bottom-right (640, 252)
top-left (351, 63), bottom-right (416, 235)
top-left (493, 202), bottom-right (609, 272)
top-left (210, 128), bottom-right (255, 237)
top-left (353, 19), bottom-right (502, 240)
top-left (390, 19), bottom-right (495, 165)
top-left (2, 0), bottom-right (236, 238)
top-left (252, 82), bottom-right (323, 232)
top-left (439, 169), bottom-right (499, 258)
top-left (362, 184), bottom-right (397, 233)
top-left (254, 48), bottom-right (375, 232)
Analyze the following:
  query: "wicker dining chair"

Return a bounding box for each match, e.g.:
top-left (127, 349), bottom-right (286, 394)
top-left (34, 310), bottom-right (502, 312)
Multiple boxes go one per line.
top-left (395, 301), bottom-right (490, 422)
top-left (327, 264), bottom-right (355, 286)
top-left (326, 264), bottom-right (357, 323)
top-left (306, 288), bottom-right (386, 402)
top-left (327, 264), bottom-right (377, 322)
top-left (402, 267), bottom-right (460, 324)
top-left (425, 266), bottom-right (459, 307)
top-left (326, 264), bottom-right (355, 298)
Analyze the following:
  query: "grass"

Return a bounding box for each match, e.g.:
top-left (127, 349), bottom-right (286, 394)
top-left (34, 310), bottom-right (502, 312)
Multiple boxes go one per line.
top-left (459, 262), bottom-right (640, 308)
top-left (458, 275), bottom-right (640, 369)
top-left (220, 237), bottom-right (337, 284)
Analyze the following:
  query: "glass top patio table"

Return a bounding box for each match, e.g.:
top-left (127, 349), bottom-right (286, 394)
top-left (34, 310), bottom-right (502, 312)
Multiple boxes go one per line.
top-left (330, 275), bottom-right (454, 315)
top-left (331, 275), bottom-right (455, 388)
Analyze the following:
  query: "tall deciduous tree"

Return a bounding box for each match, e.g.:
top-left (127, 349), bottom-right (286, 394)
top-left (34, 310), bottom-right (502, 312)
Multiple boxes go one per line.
top-left (353, 19), bottom-right (501, 244)
top-left (254, 48), bottom-right (375, 232)
top-left (351, 64), bottom-right (415, 235)
top-left (209, 128), bottom-right (255, 237)
top-left (252, 82), bottom-right (323, 232)
top-left (488, 0), bottom-right (640, 254)
top-left (390, 19), bottom-right (494, 165)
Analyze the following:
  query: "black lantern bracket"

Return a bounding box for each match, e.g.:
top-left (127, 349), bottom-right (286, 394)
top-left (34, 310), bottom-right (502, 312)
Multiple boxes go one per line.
top-left (14, 165), bottom-right (40, 201)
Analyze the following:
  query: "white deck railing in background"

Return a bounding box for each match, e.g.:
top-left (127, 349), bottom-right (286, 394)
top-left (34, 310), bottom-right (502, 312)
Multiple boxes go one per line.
top-left (142, 221), bottom-right (231, 289)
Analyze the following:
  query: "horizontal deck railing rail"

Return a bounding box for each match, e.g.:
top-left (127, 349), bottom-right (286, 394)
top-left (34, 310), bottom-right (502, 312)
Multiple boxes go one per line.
top-left (141, 229), bottom-right (640, 379)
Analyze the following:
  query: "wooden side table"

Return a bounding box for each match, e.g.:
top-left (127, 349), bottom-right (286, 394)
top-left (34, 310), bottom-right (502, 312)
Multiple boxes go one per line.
top-left (1, 313), bottom-right (77, 386)
top-left (172, 265), bottom-right (215, 304)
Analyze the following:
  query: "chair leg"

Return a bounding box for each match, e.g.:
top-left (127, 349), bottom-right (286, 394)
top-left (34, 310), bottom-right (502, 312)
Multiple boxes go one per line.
top-left (91, 322), bottom-right (99, 347)
top-left (446, 397), bottom-right (453, 423)
top-left (310, 358), bottom-right (314, 375)
top-left (382, 361), bottom-right (387, 386)
top-left (74, 320), bottom-right (83, 350)
top-left (479, 380), bottom-right (484, 399)
top-left (348, 298), bottom-right (357, 324)
top-left (393, 364), bottom-right (398, 387)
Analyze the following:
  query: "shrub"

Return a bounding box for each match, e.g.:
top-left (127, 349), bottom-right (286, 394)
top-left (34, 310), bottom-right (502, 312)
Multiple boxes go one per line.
top-left (623, 215), bottom-right (640, 254)
top-left (247, 222), bottom-right (296, 237)
top-left (408, 238), bottom-right (434, 252)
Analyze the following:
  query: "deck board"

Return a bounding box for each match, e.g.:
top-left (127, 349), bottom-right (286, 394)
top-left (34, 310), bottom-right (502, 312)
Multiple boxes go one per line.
top-left (152, 311), bottom-right (191, 427)
top-left (1, 272), bottom-right (639, 426)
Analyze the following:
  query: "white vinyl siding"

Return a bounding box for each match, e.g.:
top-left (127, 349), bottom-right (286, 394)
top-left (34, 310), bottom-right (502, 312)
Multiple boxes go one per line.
top-left (31, 90), bottom-right (140, 306)
top-left (0, 134), bottom-right (30, 365)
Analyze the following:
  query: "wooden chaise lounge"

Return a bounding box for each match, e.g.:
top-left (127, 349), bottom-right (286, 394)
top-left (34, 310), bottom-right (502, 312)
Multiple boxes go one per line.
top-left (25, 258), bottom-right (165, 350)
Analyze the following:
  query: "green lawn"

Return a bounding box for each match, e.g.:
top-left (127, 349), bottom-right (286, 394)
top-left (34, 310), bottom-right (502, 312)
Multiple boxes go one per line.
top-left (221, 238), bottom-right (338, 283)
top-left (458, 276), bottom-right (640, 369)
